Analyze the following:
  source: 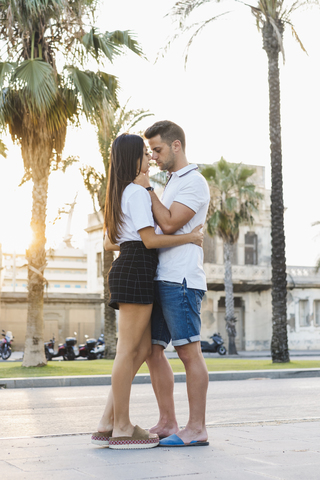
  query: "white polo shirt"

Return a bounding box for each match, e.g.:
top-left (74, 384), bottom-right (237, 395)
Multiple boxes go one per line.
top-left (117, 183), bottom-right (154, 244)
top-left (155, 164), bottom-right (210, 290)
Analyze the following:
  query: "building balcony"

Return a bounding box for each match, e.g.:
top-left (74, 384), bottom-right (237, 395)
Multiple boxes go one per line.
top-left (46, 261), bottom-right (87, 269)
top-left (204, 263), bottom-right (272, 292)
top-left (204, 264), bottom-right (320, 292)
top-left (287, 266), bottom-right (320, 288)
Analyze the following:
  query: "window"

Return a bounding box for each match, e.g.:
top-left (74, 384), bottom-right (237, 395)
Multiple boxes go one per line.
top-left (245, 232), bottom-right (258, 265)
top-left (75, 285), bottom-right (81, 289)
top-left (64, 285), bottom-right (71, 288)
top-left (54, 284), bottom-right (60, 288)
top-left (314, 301), bottom-right (320, 326)
top-left (96, 252), bottom-right (103, 277)
top-left (299, 300), bottom-right (310, 326)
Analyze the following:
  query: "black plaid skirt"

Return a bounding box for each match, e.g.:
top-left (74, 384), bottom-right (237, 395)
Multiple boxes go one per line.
top-left (108, 241), bottom-right (158, 310)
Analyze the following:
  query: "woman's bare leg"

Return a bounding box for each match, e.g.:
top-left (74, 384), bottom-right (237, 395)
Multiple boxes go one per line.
top-left (97, 303), bottom-right (152, 436)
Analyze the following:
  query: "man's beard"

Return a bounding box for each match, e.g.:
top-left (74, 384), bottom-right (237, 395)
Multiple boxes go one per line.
top-left (160, 149), bottom-right (175, 171)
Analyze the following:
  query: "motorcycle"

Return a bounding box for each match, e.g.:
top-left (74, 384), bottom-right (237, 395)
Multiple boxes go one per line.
top-left (79, 335), bottom-right (97, 360)
top-left (44, 335), bottom-right (66, 361)
top-left (64, 334), bottom-right (80, 361)
top-left (0, 330), bottom-right (13, 360)
top-left (92, 333), bottom-right (105, 359)
top-left (201, 332), bottom-right (227, 355)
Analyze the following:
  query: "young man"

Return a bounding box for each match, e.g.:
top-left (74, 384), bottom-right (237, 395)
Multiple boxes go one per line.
top-left (135, 120), bottom-right (210, 447)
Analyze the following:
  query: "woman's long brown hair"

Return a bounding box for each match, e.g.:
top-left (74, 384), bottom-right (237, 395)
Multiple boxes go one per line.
top-left (104, 133), bottom-right (144, 244)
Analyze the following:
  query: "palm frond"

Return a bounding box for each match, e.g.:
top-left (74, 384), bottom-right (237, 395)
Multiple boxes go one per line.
top-left (105, 30), bottom-right (145, 58)
top-left (83, 100), bottom-right (153, 209)
top-left (170, 0), bottom-right (215, 22)
top-left (0, 138), bottom-right (7, 157)
top-left (0, 61), bottom-right (15, 87)
top-left (182, 12), bottom-right (230, 66)
top-left (13, 59), bottom-right (58, 111)
top-left (98, 71), bottom-right (119, 104)
top-left (65, 67), bottom-right (118, 120)
top-left (81, 28), bottom-right (122, 62)
top-left (288, 23), bottom-right (308, 54)
top-left (97, 100), bottom-right (153, 171)
top-left (80, 164), bottom-right (105, 211)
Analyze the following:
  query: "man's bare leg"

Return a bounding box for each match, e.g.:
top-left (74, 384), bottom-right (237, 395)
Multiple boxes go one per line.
top-left (174, 341), bottom-right (208, 443)
top-left (146, 344), bottom-right (179, 437)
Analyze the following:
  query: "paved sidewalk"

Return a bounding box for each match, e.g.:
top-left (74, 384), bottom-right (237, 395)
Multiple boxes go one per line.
top-left (1, 420), bottom-right (320, 479)
top-left (1, 350), bottom-right (320, 389)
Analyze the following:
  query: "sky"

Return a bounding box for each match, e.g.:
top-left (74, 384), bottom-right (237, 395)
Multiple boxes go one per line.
top-left (0, 0), bottom-right (320, 266)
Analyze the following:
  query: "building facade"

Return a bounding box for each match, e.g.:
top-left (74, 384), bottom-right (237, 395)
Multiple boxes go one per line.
top-left (2, 163), bottom-right (320, 352)
top-left (201, 165), bottom-right (320, 351)
top-left (0, 244), bottom-right (103, 350)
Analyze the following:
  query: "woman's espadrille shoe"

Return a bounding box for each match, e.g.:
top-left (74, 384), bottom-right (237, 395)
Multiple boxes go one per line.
top-left (91, 430), bottom-right (113, 446)
top-left (109, 425), bottom-right (159, 450)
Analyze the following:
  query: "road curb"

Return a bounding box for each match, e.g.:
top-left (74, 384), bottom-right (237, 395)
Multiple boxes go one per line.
top-left (1, 368), bottom-right (320, 389)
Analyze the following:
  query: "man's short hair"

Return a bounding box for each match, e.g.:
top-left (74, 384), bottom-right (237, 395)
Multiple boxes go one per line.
top-left (144, 120), bottom-right (186, 152)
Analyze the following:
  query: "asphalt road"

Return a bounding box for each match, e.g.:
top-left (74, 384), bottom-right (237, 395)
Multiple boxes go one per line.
top-left (1, 377), bottom-right (320, 439)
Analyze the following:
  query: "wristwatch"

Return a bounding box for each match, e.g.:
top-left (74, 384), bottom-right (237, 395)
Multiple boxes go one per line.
top-left (146, 186), bottom-right (154, 192)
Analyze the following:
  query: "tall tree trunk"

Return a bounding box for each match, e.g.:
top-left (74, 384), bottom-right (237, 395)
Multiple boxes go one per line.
top-left (22, 173), bottom-right (49, 367)
top-left (103, 248), bottom-right (117, 358)
top-left (263, 21), bottom-right (290, 363)
top-left (224, 241), bottom-right (237, 355)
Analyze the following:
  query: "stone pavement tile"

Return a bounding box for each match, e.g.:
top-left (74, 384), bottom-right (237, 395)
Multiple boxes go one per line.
top-left (245, 463), bottom-right (320, 480)
top-left (243, 449), bottom-right (320, 467)
top-left (0, 435), bottom-right (93, 476)
top-left (206, 469), bottom-right (281, 480)
top-left (0, 459), bottom-right (25, 477)
top-left (2, 423), bottom-right (320, 480)
top-left (80, 444), bottom-right (218, 479)
top-left (216, 426), bottom-right (319, 455)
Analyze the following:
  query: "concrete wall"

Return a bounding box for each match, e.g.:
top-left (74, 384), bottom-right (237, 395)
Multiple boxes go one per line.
top-left (85, 212), bottom-right (104, 294)
top-left (0, 293), bottom-right (103, 350)
top-left (200, 289), bottom-right (272, 352)
top-left (287, 287), bottom-right (320, 350)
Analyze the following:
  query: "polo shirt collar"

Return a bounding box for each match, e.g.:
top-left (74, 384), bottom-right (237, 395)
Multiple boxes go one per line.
top-left (171, 164), bottom-right (198, 178)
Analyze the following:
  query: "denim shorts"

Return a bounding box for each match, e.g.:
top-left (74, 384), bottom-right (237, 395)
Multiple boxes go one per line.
top-left (151, 278), bottom-right (205, 348)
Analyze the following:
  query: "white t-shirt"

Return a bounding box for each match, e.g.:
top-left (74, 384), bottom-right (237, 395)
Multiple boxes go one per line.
top-left (116, 183), bottom-right (154, 244)
top-left (155, 164), bottom-right (210, 291)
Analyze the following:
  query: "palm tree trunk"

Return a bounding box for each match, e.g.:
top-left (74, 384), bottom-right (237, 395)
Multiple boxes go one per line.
top-left (224, 242), bottom-right (237, 355)
top-left (263, 21), bottom-right (290, 363)
top-left (22, 174), bottom-right (49, 367)
top-left (103, 248), bottom-right (117, 358)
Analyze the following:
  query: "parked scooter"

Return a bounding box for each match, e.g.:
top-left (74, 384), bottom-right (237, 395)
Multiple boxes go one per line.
top-left (0, 330), bottom-right (14, 360)
top-left (92, 333), bottom-right (105, 359)
top-left (44, 336), bottom-right (66, 361)
top-left (200, 332), bottom-right (227, 355)
top-left (64, 333), bottom-right (80, 360)
top-left (79, 335), bottom-right (97, 360)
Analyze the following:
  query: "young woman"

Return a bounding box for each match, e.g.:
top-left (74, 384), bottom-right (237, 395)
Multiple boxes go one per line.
top-left (91, 133), bottom-right (203, 450)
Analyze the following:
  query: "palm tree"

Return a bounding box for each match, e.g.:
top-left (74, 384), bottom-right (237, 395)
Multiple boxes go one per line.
top-left (167, 0), bottom-right (311, 362)
top-left (201, 158), bottom-right (263, 354)
top-left (0, 0), bottom-right (143, 367)
top-left (80, 102), bottom-right (153, 358)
